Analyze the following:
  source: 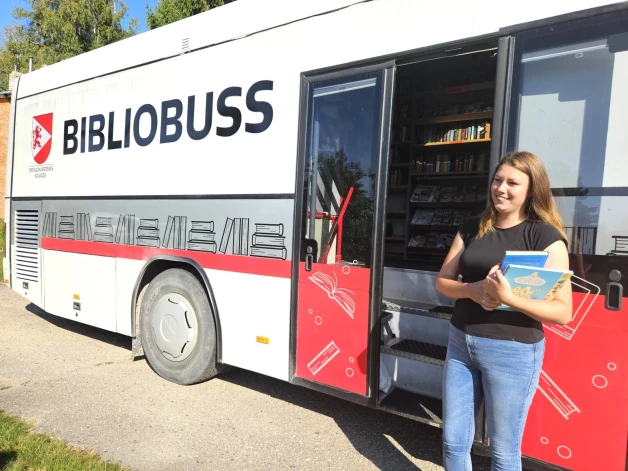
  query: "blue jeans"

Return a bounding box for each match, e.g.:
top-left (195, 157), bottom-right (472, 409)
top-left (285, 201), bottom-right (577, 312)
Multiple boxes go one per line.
top-left (442, 324), bottom-right (544, 471)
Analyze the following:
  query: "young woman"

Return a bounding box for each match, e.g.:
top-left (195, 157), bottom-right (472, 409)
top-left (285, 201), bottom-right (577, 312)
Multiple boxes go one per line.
top-left (435, 151), bottom-right (572, 471)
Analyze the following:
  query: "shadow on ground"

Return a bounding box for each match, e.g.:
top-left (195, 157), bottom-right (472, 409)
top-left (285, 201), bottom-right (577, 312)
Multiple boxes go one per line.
top-left (0, 451), bottom-right (17, 468)
top-left (220, 368), bottom-right (492, 471)
top-left (25, 303), bottom-right (130, 350)
top-left (23, 301), bottom-right (492, 471)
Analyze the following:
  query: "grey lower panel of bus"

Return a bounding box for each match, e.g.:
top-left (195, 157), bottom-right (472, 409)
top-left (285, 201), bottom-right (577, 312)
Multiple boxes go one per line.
top-left (11, 197), bottom-right (295, 260)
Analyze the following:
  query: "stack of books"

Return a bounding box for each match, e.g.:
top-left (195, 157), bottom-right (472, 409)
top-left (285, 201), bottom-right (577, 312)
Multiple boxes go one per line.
top-left (250, 223), bottom-right (287, 259)
top-left (188, 221), bottom-right (217, 252)
top-left (137, 219), bottom-right (160, 247)
top-left (58, 216), bottom-right (75, 240)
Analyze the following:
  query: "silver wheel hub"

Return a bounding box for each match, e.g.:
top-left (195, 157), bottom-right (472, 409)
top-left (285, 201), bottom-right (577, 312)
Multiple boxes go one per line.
top-left (151, 293), bottom-right (198, 361)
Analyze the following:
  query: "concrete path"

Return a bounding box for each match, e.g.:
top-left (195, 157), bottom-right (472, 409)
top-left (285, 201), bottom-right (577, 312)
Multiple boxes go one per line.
top-left (0, 284), bottom-right (491, 470)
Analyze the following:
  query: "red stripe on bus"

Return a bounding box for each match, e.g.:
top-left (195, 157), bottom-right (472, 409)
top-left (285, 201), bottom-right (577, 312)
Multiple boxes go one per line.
top-left (40, 237), bottom-right (292, 279)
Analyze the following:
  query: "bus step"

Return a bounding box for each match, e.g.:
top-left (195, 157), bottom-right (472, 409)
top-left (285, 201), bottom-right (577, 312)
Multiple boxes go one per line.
top-left (382, 338), bottom-right (447, 366)
top-left (382, 298), bottom-right (453, 320)
top-left (379, 387), bottom-right (443, 427)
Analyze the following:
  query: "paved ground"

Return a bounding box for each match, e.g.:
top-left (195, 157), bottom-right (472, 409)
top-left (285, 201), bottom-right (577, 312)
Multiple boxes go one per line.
top-left (0, 284), bottom-right (492, 471)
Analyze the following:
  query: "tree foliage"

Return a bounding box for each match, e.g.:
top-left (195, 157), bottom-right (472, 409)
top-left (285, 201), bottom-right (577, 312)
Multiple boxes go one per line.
top-left (0, 0), bottom-right (137, 90)
top-left (146, 0), bottom-right (234, 30)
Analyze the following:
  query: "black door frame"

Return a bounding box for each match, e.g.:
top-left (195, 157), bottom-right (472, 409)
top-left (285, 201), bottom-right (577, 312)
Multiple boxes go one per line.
top-left (289, 62), bottom-right (395, 406)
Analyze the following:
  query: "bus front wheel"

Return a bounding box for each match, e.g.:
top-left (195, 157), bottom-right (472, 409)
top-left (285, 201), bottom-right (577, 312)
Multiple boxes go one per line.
top-left (139, 268), bottom-right (219, 385)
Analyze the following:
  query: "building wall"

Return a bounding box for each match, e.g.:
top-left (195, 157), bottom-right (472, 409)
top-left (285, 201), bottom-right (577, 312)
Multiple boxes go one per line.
top-left (0, 95), bottom-right (11, 218)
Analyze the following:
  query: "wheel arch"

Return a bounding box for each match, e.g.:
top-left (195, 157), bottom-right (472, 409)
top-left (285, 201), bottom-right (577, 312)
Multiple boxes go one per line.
top-left (131, 256), bottom-right (223, 362)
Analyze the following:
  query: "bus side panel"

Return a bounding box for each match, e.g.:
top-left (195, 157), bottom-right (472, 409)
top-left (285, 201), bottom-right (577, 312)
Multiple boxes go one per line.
top-left (115, 257), bottom-right (144, 336)
top-left (206, 269), bottom-right (292, 381)
top-left (43, 250), bottom-right (117, 332)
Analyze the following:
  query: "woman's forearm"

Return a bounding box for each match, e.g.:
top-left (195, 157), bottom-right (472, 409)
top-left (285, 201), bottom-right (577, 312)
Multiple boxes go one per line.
top-left (503, 295), bottom-right (572, 325)
top-left (436, 277), bottom-right (473, 300)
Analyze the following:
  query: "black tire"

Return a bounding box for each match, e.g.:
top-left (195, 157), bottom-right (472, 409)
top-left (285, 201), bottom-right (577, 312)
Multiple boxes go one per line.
top-left (140, 268), bottom-right (219, 385)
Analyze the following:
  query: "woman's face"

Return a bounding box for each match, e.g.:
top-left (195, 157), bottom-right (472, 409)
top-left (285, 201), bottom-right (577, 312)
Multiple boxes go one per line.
top-left (491, 164), bottom-right (530, 215)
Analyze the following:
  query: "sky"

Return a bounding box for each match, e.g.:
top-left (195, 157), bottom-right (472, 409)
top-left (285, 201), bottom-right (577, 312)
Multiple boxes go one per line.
top-left (1, 0), bottom-right (151, 39)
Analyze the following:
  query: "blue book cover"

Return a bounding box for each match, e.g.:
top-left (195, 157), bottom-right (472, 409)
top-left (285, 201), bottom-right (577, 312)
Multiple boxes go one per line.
top-left (495, 264), bottom-right (573, 310)
top-left (500, 251), bottom-right (549, 271)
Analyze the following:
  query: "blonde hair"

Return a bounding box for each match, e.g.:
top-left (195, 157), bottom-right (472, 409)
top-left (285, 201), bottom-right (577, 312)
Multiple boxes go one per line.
top-left (478, 151), bottom-right (567, 240)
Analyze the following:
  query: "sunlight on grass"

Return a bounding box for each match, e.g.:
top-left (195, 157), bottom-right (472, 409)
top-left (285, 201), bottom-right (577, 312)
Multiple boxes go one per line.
top-left (0, 410), bottom-right (130, 471)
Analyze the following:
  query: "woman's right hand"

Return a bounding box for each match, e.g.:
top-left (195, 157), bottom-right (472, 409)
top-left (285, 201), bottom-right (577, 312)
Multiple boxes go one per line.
top-left (467, 280), bottom-right (500, 311)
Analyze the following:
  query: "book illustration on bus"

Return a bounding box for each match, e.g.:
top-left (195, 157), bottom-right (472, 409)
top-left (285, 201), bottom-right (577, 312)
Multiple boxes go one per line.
top-left (58, 216), bottom-right (75, 240)
top-left (544, 275), bottom-right (601, 342)
top-left (114, 214), bottom-right (134, 245)
top-left (42, 212), bottom-right (58, 237)
top-left (77, 213), bottom-right (93, 241)
top-left (308, 271), bottom-right (356, 318)
top-left (187, 221), bottom-right (217, 252)
top-left (538, 369), bottom-right (580, 420)
top-left (218, 217), bottom-right (251, 256)
top-left (93, 217), bottom-right (114, 243)
top-left (307, 340), bottom-right (340, 376)
top-left (160, 216), bottom-right (186, 250)
top-left (134, 219), bottom-right (159, 247)
top-left (249, 222), bottom-right (287, 259)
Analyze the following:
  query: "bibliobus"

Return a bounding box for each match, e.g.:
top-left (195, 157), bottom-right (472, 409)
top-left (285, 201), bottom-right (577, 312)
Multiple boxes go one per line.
top-left (3, 1), bottom-right (627, 469)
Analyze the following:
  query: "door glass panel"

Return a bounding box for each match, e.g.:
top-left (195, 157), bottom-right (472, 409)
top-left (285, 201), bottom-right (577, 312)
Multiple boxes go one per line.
top-left (509, 26), bottom-right (628, 471)
top-left (295, 71), bottom-right (383, 396)
top-left (302, 73), bottom-right (381, 268)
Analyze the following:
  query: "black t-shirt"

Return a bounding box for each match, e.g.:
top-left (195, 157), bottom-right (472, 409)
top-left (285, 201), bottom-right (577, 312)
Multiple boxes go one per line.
top-left (451, 217), bottom-right (566, 343)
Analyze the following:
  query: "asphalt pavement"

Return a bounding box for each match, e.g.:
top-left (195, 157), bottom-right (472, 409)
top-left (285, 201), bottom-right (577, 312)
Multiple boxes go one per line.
top-left (0, 284), bottom-right (492, 470)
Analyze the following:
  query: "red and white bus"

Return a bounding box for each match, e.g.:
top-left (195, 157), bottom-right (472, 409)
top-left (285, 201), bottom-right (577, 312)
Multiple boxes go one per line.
top-left (3, 1), bottom-right (627, 469)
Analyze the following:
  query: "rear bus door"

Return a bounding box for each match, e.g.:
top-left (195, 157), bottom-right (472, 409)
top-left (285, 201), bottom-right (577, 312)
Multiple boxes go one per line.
top-left (503, 11), bottom-right (628, 471)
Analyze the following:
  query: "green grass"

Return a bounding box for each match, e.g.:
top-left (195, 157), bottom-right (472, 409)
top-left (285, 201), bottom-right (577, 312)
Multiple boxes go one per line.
top-left (0, 218), bottom-right (4, 281)
top-left (0, 410), bottom-right (130, 471)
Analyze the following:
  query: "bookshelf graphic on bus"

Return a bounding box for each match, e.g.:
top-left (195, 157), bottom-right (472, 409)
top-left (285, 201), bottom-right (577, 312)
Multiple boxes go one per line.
top-left (41, 211), bottom-right (288, 260)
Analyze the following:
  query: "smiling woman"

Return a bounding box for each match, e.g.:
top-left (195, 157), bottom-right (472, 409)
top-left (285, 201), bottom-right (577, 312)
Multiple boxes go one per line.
top-left (435, 150), bottom-right (571, 470)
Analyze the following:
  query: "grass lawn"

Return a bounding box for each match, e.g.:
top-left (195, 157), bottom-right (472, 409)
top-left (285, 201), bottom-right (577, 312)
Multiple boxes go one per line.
top-left (0, 410), bottom-right (130, 471)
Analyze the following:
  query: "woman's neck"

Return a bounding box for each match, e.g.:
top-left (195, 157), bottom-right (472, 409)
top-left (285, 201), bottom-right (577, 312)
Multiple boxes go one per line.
top-left (495, 211), bottom-right (527, 229)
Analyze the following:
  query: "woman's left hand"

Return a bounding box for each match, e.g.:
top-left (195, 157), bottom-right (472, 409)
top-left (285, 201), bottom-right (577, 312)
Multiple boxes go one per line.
top-left (483, 264), bottom-right (514, 305)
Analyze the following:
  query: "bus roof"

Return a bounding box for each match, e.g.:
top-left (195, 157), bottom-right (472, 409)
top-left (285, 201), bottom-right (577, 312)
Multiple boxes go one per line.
top-left (15, 0), bottom-right (622, 99)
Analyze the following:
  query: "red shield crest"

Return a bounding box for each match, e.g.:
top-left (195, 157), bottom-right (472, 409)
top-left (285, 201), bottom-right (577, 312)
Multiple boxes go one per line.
top-left (32, 113), bottom-right (53, 164)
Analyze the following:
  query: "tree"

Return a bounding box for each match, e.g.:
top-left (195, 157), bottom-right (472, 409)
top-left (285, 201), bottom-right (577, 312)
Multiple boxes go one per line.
top-left (146, 0), bottom-right (235, 30)
top-left (0, 0), bottom-right (137, 91)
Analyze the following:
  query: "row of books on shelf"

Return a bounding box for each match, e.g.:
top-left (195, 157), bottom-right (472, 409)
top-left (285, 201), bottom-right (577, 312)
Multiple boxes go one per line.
top-left (414, 152), bottom-right (487, 174)
top-left (416, 121), bottom-right (491, 144)
top-left (410, 208), bottom-right (477, 227)
top-left (408, 231), bottom-right (455, 249)
top-left (410, 184), bottom-right (487, 203)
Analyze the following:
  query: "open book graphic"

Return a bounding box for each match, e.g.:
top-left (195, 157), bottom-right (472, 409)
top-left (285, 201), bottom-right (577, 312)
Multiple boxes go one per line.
top-left (309, 271), bottom-right (356, 318)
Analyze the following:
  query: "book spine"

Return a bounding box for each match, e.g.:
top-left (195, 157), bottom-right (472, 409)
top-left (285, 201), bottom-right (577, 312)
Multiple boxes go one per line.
top-left (219, 218), bottom-right (234, 253)
top-left (191, 221), bottom-right (213, 231)
top-left (180, 216), bottom-right (187, 250)
top-left (255, 223), bottom-right (283, 236)
top-left (162, 216), bottom-right (174, 248)
top-left (187, 241), bottom-right (217, 253)
top-left (188, 230), bottom-right (215, 242)
top-left (250, 245), bottom-right (287, 259)
top-left (241, 218), bottom-right (249, 256)
top-left (115, 214), bottom-right (124, 244)
top-left (252, 234), bottom-right (285, 247)
top-left (138, 228), bottom-right (160, 238)
top-left (233, 218), bottom-right (241, 255)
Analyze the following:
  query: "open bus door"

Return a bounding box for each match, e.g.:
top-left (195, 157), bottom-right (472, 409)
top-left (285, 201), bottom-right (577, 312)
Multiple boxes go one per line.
top-left (291, 66), bottom-right (393, 399)
top-left (496, 11), bottom-right (628, 471)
